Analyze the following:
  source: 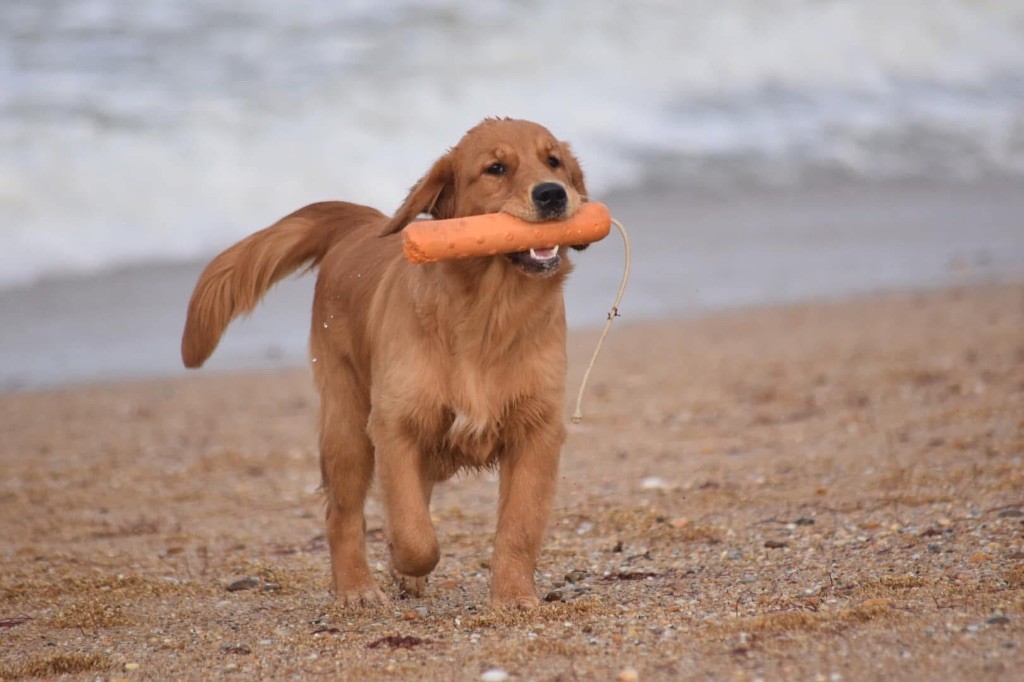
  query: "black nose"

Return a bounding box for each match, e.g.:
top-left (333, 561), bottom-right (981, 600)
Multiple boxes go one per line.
top-left (531, 182), bottom-right (567, 215)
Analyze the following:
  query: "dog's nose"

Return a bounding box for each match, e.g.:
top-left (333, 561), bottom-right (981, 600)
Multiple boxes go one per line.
top-left (531, 183), bottom-right (567, 215)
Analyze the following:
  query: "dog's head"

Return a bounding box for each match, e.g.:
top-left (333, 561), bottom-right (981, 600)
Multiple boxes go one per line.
top-left (381, 118), bottom-right (589, 278)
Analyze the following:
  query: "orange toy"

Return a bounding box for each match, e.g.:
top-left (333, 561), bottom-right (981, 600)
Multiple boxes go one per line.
top-left (402, 201), bottom-right (611, 264)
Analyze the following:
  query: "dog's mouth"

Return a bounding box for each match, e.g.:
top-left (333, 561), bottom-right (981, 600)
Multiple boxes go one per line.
top-left (505, 245), bottom-right (562, 276)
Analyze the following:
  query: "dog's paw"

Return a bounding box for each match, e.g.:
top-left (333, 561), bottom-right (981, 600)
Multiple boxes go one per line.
top-left (391, 568), bottom-right (428, 598)
top-left (491, 593), bottom-right (541, 611)
top-left (335, 584), bottom-right (388, 608)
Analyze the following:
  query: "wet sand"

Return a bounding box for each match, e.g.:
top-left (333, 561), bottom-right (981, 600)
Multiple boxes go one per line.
top-left (1, 283), bottom-right (1023, 680)
top-left (2, 179), bottom-right (1022, 392)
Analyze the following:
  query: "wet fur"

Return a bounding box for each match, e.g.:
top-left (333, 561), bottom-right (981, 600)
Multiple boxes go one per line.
top-left (182, 118), bottom-right (588, 608)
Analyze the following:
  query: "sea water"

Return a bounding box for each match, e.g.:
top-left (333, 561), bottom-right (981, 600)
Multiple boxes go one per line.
top-left (2, 0), bottom-right (1024, 288)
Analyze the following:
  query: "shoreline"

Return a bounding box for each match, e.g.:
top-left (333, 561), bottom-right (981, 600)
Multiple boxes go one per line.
top-left (0, 278), bottom-right (1017, 400)
top-left (2, 178), bottom-right (1024, 393)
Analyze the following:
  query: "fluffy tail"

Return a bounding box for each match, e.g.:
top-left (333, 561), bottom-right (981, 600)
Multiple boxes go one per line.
top-left (181, 202), bottom-right (362, 368)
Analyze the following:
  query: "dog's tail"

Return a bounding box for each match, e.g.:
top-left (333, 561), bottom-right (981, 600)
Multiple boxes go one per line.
top-left (181, 201), bottom-right (376, 368)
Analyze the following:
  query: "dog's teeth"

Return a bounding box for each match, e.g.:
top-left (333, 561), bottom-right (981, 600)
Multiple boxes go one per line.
top-left (529, 245), bottom-right (559, 261)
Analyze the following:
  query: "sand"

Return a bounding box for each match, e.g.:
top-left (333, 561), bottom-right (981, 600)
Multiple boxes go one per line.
top-left (1, 283), bottom-right (1022, 680)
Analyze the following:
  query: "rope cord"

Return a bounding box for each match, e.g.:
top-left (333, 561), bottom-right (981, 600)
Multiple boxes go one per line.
top-left (571, 216), bottom-right (631, 423)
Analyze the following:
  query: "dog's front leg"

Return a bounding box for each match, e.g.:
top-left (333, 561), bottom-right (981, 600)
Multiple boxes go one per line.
top-left (370, 416), bottom-right (440, 595)
top-left (491, 418), bottom-right (564, 609)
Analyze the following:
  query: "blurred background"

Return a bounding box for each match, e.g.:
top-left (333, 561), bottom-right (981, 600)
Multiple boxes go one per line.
top-left (1, 0), bottom-right (1023, 390)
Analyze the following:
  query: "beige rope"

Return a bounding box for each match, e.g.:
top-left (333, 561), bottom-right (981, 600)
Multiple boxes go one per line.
top-left (571, 216), bottom-right (631, 423)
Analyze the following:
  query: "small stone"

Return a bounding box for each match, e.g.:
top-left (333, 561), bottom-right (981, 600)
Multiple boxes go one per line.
top-left (260, 583), bottom-right (281, 592)
top-left (928, 544), bottom-right (941, 553)
top-left (997, 508), bottom-right (1022, 518)
top-left (565, 570), bottom-right (586, 584)
top-left (764, 539), bottom-right (788, 549)
top-left (221, 644), bottom-right (252, 655)
top-left (124, 663), bottom-right (140, 671)
top-left (986, 615), bottom-right (1011, 626)
top-left (726, 550), bottom-right (742, 560)
top-left (616, 668), bottom-right (639, 682)
top-left (794, 517), bottom-right (815, 526)
top-left (226, 577), bottom-right (260, 592)
top-left (544, 590), bottom-right (564, 602)
top-left (402, 609), bottom-right (419, 620)
top-left (640, 477), bottom-right (671, 491)
top-left (481, 670), bottom-right (509, 682)
top-left (969, 551), bottom-right (991, 564)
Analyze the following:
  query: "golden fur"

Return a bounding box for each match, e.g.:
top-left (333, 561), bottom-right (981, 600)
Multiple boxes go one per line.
top-left (182, 118), bottom-right (588, 608)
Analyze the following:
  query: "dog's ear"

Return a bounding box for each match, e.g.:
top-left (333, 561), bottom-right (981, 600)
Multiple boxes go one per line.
top-left (561, 142), bottom-right (592, 251)
top-left (560, 142), bottom-right (588, 201)
top-left (380, 153), bottom-right (457, 236)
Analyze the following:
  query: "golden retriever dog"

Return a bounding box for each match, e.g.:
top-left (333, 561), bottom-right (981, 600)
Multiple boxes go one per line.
top-left (182, 118), bottom-right (588, 609)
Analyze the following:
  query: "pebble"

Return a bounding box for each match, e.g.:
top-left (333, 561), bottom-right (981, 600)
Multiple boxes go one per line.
top-left (481, 669), bottom-right (509, 682)
top-left (640, 477), bottom-right (671, 491)
top-left (764, 539), bottom-right (788, 548)
top-left (986, 615), bottom-right (1011, 626)
top-left (226, 577), bottom-right (260, 592)
top-left (124, 662), bottom-right (140, 671)
top-left (565, 570), bottom-right (587, 583)
top-left (997, 508), bottom-right (1022, 518)
top-left (616, 668), bottom-right (639, 682)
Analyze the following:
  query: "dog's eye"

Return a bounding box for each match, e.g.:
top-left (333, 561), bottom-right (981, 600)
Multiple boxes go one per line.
top-left (485, 162), bottom-right (506, 176)
top-left (547, 156), bottom-right (561, 169)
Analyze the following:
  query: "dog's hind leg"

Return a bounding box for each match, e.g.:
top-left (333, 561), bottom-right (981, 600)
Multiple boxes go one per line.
top-left (318, 368), bottom-right (385, 607)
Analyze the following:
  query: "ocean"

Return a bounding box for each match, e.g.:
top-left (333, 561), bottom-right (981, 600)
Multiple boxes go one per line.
top-left (3, 0), bottom-right (1024, 288)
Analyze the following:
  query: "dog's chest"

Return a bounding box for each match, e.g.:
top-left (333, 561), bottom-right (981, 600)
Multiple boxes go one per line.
top-left (414, 354), bottom-right (533, 475)
top-left (440, 363), bottom-right (509, 455)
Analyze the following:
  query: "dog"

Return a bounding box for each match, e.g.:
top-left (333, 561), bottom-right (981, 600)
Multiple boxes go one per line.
top-left (181, 118), bottom-right (589, 609)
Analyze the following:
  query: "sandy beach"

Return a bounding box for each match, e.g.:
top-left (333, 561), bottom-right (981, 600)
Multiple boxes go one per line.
top-left (1, 282), bottom-right (1021, 680)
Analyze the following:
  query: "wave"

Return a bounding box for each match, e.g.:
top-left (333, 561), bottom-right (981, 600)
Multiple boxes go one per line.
top-left (1, 0), bottom-right (1023, 288)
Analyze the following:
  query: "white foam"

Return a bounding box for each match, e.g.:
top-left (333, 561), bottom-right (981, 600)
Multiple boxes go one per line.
top-left (2, 0), bottom-right (1023, 288)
